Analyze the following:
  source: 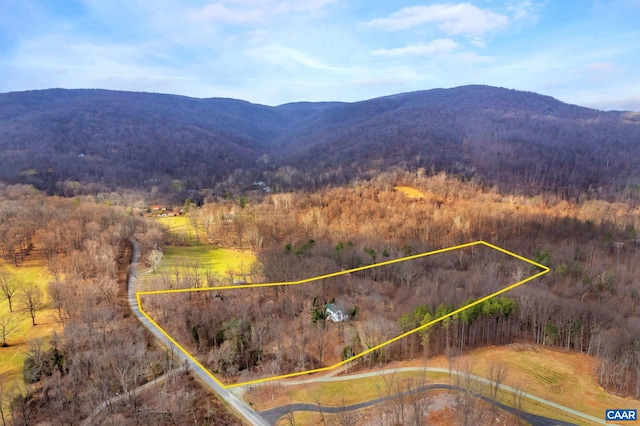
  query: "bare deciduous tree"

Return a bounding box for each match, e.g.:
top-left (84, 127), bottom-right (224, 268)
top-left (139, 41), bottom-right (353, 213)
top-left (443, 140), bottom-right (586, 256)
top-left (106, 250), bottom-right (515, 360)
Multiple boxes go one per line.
top-left (485, 359), bottom-right (509, 403)
top-left (0, 316), bottom-right (17, 347)
top-left (333, 398), bottom-right (359, 426)
top-left (0, 272), bottom-right (20, 312)
top-left (20, 284), bottom-right (44, 326)
top-left (147, 249), bottom-right (163, 272)
top-left (406, 374), bottom-right (430, 425)
top-left (455, 361), bottom-right (481, 426)
top-left (0, 375), bottom-right (12, 426)
top-left (511, 380), bottom-right (527, 425)
top-left (47, 280), bottom-right (68, 323)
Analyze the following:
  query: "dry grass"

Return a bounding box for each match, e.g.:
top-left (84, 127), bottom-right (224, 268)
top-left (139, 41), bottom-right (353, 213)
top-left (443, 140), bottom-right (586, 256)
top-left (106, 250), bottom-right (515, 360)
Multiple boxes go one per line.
top-left (0, 253), bottom-right (61, 384)
top-left (246, 370), bottom-right (447, 411)
top-left (275, 411), bottom-right (319, 425)
top-left (394, 186), bottom-right (425, 199)
top-left (425, 344), bottom-right (640, 422)
top-left (248, 344), bottom-right (640, 426)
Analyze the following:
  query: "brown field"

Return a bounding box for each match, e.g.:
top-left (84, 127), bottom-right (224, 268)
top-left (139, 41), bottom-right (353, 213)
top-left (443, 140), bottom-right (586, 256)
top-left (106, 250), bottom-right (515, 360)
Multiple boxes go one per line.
top-left (424, 344), bottom-right (640, 420)
top-left (394, 185), bottom-right (425, 199)
top-left (247, 344), bottom-right (640, 425)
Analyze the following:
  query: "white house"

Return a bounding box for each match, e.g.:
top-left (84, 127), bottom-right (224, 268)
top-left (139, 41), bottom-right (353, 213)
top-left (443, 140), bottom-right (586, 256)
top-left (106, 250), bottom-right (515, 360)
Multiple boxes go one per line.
top-left (326, 303), bottom-right (349, 322)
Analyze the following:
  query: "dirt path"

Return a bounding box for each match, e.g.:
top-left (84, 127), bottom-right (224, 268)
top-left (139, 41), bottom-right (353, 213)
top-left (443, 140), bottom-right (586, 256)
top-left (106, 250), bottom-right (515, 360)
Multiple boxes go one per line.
top-left (80, 369), bottom-right (180, 426)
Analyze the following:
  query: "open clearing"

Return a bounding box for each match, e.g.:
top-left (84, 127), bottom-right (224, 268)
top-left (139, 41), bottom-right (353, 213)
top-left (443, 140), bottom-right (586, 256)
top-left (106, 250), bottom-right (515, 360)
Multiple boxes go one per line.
top-left (156, 215), bottom-right (199, 243)
top-left (0, 254), bottom-right (60, 384)
top-left (425, 344), bottom-right (640, 421)
top-left (155, 214), bottom-right (191, 230)
top-left (247, 344), bottom-right (633, 425)
top-left (142, 214), bottom-right (256, 288)
top-left (142, 245), bottom-right (255, 285)
top-left (393, 185), bottom-right (425, 199)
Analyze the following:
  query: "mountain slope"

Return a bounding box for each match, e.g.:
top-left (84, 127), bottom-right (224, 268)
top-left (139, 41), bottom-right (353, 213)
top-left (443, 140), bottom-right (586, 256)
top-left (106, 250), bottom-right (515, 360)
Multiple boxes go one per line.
top-left (0, 86), bottom-right (638, 197)
top-left (275, 86), bottom-right (639, 194)
top-left (0, 89), bottom-right (281, 191)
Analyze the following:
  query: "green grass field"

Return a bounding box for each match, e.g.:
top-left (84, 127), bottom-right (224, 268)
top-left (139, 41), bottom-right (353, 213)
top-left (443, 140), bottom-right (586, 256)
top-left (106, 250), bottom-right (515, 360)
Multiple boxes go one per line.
top-left (146, 245), bottom-right (255, 280)
top-left (156, 215), bottom-right (193, 232)
top-left (155, 215), bottom-right (200, 244)
top-left (145, 214), bottom-right (257, 287)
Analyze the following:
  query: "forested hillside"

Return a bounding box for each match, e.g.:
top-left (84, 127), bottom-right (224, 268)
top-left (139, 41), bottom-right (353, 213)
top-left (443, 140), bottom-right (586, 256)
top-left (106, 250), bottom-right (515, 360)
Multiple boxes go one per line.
top-left (162, 171), bottom-right (640, 400)
top-left (0, 185), bottom-right (239, 424)
top-left (5, 170), bottom-right (640, 424)
top-left (1, 86), bottom-right (639, 200)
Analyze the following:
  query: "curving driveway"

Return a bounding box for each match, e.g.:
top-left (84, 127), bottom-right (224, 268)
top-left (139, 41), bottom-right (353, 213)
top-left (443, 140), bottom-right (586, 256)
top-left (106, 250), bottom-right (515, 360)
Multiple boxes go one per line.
top-left (255, 366), bottom-right (605, 425)
top-left (259, 382), bottom-right (576, 426)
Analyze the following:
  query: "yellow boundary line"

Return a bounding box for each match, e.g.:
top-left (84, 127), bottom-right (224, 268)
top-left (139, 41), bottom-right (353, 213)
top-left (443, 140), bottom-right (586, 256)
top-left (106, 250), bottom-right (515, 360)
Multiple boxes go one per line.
top-left (136, 240), bottom-right (549, 389)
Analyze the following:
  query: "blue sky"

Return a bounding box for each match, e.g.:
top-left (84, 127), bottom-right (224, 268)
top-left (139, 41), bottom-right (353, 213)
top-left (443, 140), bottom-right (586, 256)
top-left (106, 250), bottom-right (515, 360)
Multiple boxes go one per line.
top-left (1, 0), bottom-right (639, 110)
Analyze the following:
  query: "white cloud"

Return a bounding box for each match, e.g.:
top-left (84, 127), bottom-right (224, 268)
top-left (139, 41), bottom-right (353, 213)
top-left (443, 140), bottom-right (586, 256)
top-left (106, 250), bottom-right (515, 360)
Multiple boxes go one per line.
top-left (578, 62), bottom-right (622, 84)
top-left (613, 97), bottom-right (640, 112)
top-left (450, 50), bottom-right (492, 64)
top-left (570, 89), bottom-right (640, 112)
top-left (371, 38), bottom-right (459, 57)
top-left (350, 66), bottom-right (431, 87)
top-left (468, 37), bottom-right (486, 48)
top-left (584, 62), bottom-right (617, 72)
top-left (189, 3), bottom-right (267, 24)
top-left (508, 0), bottom-right (542, 21)
top-left (248, 44), bottom-right (346, 71)
top-left (189, 0), bottom-right (336, 24)
top-left (275, 0), bottom-right (338, 14)
top-left (362, 3), bottom-right (509, 36)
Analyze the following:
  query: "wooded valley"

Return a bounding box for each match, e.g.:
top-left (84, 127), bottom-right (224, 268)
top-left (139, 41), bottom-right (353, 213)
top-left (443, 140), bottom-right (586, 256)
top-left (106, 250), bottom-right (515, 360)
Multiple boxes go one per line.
top-left (0, 85), bottom-right (639, 424)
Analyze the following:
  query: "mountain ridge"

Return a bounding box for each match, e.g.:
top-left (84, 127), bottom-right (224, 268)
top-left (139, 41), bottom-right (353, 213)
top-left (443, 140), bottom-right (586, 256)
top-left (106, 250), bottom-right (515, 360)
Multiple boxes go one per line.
top-left (0, 85), bottom-right (638, 198)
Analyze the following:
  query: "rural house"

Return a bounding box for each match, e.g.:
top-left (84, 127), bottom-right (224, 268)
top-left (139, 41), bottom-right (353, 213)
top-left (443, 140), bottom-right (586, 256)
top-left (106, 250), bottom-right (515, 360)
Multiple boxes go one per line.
top-left (326, 303), bottom-right (348, 322)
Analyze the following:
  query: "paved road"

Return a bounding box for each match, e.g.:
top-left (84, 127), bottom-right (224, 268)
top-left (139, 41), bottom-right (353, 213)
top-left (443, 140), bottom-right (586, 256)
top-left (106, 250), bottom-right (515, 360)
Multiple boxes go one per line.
top-left (254, 366), bottom-right (605, 425)
top-left (259, 382), bottom-right (577, 426)
top-left (128, 240), bottom-right (268, 426)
